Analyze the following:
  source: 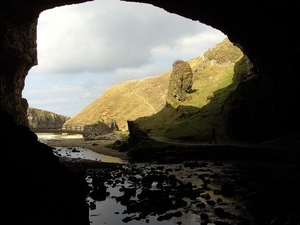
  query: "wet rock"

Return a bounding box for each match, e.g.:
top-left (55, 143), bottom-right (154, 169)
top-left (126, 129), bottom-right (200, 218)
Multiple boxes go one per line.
top-left (214, 161), bottom-right (224, 166)
top-left (139, 189), bottom-right (162, 199)
top-left (214, 207), bottom-right (231, 219)
top-left (157, 212), bottom-right (174, 221)
top-left (200, 212), bottom-right (209, 221)
top-left (72, 148), bottom-right (80, 153)
top-left (196, 202), bottom-right (206, 208)
top-left (184, 161), bottom-right (200, 168)
top-left (142, 174), bottom-right (167, 185)
top-left (173, 198), bottom-right (188, 207)
top-left (214, 221), bottom-right (230, 225)
top-left (270, 214), bottom-right (287, 225)
top-left (89, 202), bottom-right (96, 210)
top-left (214, 190), bottom-right (222, 195)
top-left (200, 193), bottom-right (211, 200)
top-left (214, 207), bottom-right (225, 215)
top-left (116, 191), bottom-right (132, 206)
top-left (122, 216), bottom-right (133, 223)
top-left (89, 184), bottom-right (109, 201)
top-left (184, 187), bottom-right (200, 200)
top-left (221, 184), bottom-right (235, 197)
top-left (173, 211), bottom-right (182, 217)
top-left (127, 120), bottom-right (149, 145)
top-left (156, 181), bottom-right (164, 189)
top-left (207, 200), bottom-right (216, 206)
top-left (126, 200), bottom-right (139, 213)
top-left (164, 156), bottom-right (183, 164)
top-left (200, 162), bottom-right (209, 167)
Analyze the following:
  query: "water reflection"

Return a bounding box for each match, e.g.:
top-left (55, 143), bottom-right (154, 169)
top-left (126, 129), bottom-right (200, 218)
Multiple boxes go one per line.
top-left (36, 133), bottom-right (256, 225)
top-left (36, 133), bottom-right (126, 163)
top-left (52, 146), bottom-right (125, 163)
top-left (86, 162), bottom-right (255, 225)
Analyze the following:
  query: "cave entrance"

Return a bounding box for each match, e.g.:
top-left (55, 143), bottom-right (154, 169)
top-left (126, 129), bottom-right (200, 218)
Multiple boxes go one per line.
top-left (23, 0), bottom-right (226, 118)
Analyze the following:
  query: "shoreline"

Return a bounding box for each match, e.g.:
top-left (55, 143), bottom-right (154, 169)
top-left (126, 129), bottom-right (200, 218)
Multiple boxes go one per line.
top-left (47, 138), bottom-right (130, 160)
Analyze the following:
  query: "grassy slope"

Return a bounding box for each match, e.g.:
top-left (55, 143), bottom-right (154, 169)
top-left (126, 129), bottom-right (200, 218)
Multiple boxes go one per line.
top-left (65, 70), bottom-right (171, 130)
top-left (65, 37), bottom-right (244, 141)
top-left (135, 38), bottom-right (243, 141)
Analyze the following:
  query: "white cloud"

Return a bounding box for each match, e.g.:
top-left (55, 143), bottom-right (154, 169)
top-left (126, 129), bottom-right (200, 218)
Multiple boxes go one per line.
top-left (82, 93), bottom-right (91, 98)
top-left (33, 0), bottom-right (224, 76)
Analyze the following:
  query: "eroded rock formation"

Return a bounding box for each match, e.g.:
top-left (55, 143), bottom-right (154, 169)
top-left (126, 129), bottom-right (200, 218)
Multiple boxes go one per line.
top-left (167, 60), bottom-right (193, 104)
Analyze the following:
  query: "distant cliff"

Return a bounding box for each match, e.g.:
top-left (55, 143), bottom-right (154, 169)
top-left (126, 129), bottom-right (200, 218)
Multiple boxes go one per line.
top-left (27, 107), bottom-right (70, 129)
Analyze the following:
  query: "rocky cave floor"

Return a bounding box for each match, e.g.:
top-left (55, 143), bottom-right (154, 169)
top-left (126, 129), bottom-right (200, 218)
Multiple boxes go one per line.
top-left (60, 154), bottom-right (300, 225)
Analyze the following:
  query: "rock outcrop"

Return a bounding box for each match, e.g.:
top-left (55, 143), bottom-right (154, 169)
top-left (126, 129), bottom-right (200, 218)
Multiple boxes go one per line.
top-left (82, 119), bottom-right (119, 140)
top-left (27, 107), bottom-right (70, 129)
top-left (167, 60), bottom-right (193, 104)
top-left (127, 120), bottom-right (149, 145)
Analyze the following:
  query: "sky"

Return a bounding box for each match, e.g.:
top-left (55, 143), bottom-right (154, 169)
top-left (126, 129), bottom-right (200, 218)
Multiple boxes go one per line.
top-left (22, 0), bottom-right (226, 117)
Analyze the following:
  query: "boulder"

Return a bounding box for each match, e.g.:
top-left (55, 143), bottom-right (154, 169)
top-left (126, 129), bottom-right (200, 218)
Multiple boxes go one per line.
top-left (127, 120), bottom-right (149, 145)
top-left (167, 60), bottom-right (193, 104)
top-left (83, 119), bottom-right (118, 140)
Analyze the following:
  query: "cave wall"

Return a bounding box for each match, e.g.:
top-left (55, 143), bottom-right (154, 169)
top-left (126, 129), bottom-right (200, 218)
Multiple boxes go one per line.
top-left (1, 0), bottom-right (299, 141)
top-left (0, 11), bottom-right (37, 126)
top-left (0, 0), bottom-right (91, 126)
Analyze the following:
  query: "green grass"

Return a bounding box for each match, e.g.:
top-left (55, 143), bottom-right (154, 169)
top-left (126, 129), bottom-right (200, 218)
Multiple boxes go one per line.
top-left (65, 37), bottom-right (244, 142)
top-left (135, 42), bottom-right (243, 142)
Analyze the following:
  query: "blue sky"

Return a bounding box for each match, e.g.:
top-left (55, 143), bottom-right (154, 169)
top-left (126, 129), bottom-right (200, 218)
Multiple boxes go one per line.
top-left (22, 0), bottom-right (226, 117)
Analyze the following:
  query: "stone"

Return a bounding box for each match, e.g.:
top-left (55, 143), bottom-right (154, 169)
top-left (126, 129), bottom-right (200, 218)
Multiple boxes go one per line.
top-left (89, 184), bottom-right (109, 201)
top-left (122, 216), bottom-right (133, 223)
top-left (127, 120), bottom-right (149, 145)
top-left (167, 60), bottom-right (193, 104)
top-left (221, 184), bottom-right (235, 197)
top-left (200, 193), bottom-right (211, 200)
top-left (82, 120), bottom-right (118, 140)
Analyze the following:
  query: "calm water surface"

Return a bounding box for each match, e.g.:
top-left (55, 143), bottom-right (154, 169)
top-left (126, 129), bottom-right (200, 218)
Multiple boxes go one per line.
top-left (37, 133), bottom-right (125, 163)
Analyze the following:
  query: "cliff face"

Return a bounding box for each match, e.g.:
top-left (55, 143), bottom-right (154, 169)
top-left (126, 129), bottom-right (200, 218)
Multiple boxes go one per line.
top-left (27, 107), bottom-right (70, 129)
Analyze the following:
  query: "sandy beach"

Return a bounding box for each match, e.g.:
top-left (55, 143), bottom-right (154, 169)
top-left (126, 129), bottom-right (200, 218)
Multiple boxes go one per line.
top-left (47, 138), bottom-right (130, 160)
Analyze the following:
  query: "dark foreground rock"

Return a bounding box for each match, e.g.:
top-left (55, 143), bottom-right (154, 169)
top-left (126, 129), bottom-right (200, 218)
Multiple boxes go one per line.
top-left (62, 158), bottom-right (300, 225)
top-left (2, 111), bottom-right (90, 225)
top-left (127, 138), bottom-right (300, 164)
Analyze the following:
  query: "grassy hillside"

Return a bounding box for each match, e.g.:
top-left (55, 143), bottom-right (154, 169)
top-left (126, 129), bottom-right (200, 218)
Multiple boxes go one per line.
top-left (136, 38), bottom-right (244, 141)
top-left (65, 71), bottom-right (171, 130)
top-left (65, 37), bottom-right (245, 141)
